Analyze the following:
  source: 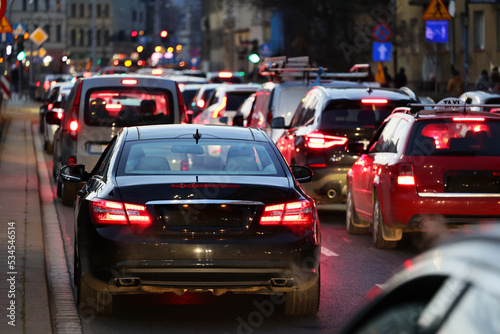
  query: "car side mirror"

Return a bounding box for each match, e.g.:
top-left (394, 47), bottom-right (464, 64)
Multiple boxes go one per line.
top-left (232, 114), bottom-right (244, 127)
top-left (346, 142), bottom-right (365, 155)
top-left (291, 165), bottom-right (313, 183)
top-left (45, 110), bottom-right (61, 125)
top-left (271, 116), bottom-right (285, 129)
top-left (60, 164), bottom-right (90, 183)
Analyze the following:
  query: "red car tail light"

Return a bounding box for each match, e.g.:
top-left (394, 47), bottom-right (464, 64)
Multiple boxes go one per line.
top-left (57, 111), bottom-right (63, 119)
top-left (305, 131), bottom-right (348, 149)
top-left (196, 99), bottom-right (205, 108)
top-left (121, 79), bottom-right (138, 85)
top-left (90, 199), bottom-right (152, 226)
top-left (69, 81), bottom-right (83, 141)
top-left (105, 103), bottom-right (122, 111)
top-left (361, 98), bottom-right (388, 104)
top-left (452, 117), bottom-right (485, 122)
top-left (47, 103), bottom-right (53, 111)
top-left (260, 200), bottom-right (314, 226)
top-left (176, 83), bottom-right (187, 122)
top-left (43, 81), bottom-right (50, 90)
top-left (396, 163), bottom-right (415, 186)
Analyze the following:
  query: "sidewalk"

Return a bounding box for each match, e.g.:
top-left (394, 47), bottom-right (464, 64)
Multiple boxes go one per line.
top-left (0, 114), bottom-right (52, 332)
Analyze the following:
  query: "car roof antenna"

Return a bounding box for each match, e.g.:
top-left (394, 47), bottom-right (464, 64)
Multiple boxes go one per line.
top-left (193, 129), bottom-right (202, 144)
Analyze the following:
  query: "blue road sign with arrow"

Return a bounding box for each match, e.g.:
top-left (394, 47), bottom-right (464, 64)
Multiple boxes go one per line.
top-left (425, 20), bottom-right (448, 43)
top-left (372, 42), bottom-right (392, 62)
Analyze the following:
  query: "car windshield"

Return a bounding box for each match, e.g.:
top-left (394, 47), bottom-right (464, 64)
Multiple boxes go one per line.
top-left (117, 139), bottom-right (285, 176)
top-left (226, 92), bottom-right (255, 111)
top-left (84, 88), bottom-right (174, 127)
top-left (321, 100), bottom-right (409, 129)
top-left (407, 119), bottom-right (500, 156)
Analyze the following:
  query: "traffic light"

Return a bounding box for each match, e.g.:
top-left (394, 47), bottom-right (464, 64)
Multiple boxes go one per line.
top-left (17, 40), bottom-right (25, 61)
top-left (160, 30), bottom-right (168, 44)
top-left (130, 30), bottom-right (138, 42)
top-left (248, 40), bottom-right (260, 64)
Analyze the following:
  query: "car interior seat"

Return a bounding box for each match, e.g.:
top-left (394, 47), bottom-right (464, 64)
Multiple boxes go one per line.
top-left (225, 145), bottom-right (260, 172)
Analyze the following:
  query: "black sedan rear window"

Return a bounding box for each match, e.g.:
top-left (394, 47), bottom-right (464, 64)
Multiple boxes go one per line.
top-left (84, 87), bottom-right (174, 127)
top-left (117, 139), bottom-right (285, 176)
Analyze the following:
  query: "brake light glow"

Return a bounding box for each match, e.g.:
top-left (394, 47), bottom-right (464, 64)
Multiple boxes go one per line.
top-left (121, 79), bottom-right (138, 85)
top-left (105, 103), bottom-right (122, 111)
top-left (51, 80), bottom-right (57, 86)
top-left (47, 103), bottom-right (53, 111)
top-left (196, 99), bottom-right (205, 108)
top-left (361, 98), bottom-right (388, 104)
top-left (43, 81), bottom-right (50, 90)
top-left (36, 81), bottom-right (40, 87)
top-left (57, 111), bottom-right (63, 119)
top-left (260, 200), bottom-right (314, 226)
top-left (305, 132), bottom-right (348, 149)
top-left (219, 71), bottom-right (233, 78)
top-left (69, 120), bottom-right (78, 131)
top-left (452, 117), bottom-right (485, 122)
top-left (211, 96), bottom-right (227, 118)
top-left (90, 199), bottom-right (152, 226)
top-left (396, 164), bottom-right (415, 186)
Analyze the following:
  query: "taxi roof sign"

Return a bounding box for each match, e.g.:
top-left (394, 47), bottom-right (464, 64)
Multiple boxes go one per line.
top-left (423, 0), bottom-right (452, 21)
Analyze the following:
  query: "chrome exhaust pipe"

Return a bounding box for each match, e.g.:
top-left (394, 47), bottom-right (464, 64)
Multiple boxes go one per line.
top-left (115, 277), bottom-right (141, 287)
top-left (327, 188), bottom-right (337, 199)
top-left (270, 278), bottom-right (294, 287)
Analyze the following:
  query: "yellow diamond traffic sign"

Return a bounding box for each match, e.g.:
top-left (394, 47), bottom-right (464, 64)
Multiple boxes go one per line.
top-left (29, 27), bottom-right (48, 46)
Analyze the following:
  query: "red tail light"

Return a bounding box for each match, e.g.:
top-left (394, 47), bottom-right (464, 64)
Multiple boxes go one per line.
top-left (361, 98), bottom-right (388, 104)
top-left (260, 200), bottom-right (314, 226)
top-left (176, 83), bottom-right (187, 122)
top-left (36, 81), bottom-right (41, 87)
top-left (211, 96), bottom-right (227, 118)
top-left (43, 81), bottom-right (50, 90)
top-left (196, 99), bottom-right (205, 108)
top-left (90, 199), bottom-right (152, 226)
top-left (452, 117), bottom-right (485, 122)
top-left (47, 103), bottom-right (53, 111)
top-left (57, 111), bottom-right (63, 119)
top-left (121, 79), bottom-right (138, 85)
top-left (305, 131), bottom-right (348, 149)
top-left (69, 81), bottom-right (83, 141)
top-left (396, 163), bottom-right (415, 186)
top-left (68, 156), bottom-right (76, 165)
top-left (105, 103), bottom-right (122, 111)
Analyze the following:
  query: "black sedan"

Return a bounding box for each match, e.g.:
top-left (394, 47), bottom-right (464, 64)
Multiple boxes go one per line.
top-left (61, 124), bottom-right (321, 315)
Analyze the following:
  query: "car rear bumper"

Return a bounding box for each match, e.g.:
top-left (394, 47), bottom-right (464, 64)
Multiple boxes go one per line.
top-left (301, 166), bottom-right (350, 204)
top-left (79, 228), bottom-right (320, 295)
top-left (384, 192), bottom-right (500, 230)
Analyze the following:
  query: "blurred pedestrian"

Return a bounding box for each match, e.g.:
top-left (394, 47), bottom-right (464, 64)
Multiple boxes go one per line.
top-left (474, 70), bottom-right (490, 91)
top-left (382, 66), bottom-right (392, 87)
top-left (394, 67), bottom-right (407, 88)
top-left (447, 70), bottom-right (465, 96)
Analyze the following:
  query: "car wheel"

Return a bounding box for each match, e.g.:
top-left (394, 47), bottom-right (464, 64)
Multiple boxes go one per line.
top-left (346, 186), bottom-right (368, 234)
top-left (282, 275), bottom-right (320, 315)
top-left (61, 181), bottom-right (78, 207)
top-left (76, 264), bottom-right (113, 315)
top-left (373, 195), bottom-right (397, 249)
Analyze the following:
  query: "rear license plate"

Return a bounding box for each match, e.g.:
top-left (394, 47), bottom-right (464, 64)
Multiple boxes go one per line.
top-left (87, 143), bottom-right (107, 154)
top-left (445, 170), bottom-right (500, 193)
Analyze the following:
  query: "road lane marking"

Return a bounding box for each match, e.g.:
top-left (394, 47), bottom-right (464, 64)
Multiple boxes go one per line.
top-left (321, 247), bottom-right (339, 257)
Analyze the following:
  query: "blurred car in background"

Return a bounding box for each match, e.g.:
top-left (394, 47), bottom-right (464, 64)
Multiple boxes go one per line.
top-left (233, 93), bottom-right (256, 126)
top-left (273, 86), bottom-right (418, 205)
top-left (340, 226), bottom-right (500, 333)
top-left (189, 83), bottom-right (223, 119)
top-left (346, 98), bottom-right (500, 248)
top-left (53, 74), bottom-right (187, 206)
top-left (35, 73), bottom-right (72, 100)
top-left (43, 82), bottom-right (74, 154)
top-left (459, 90), bottom-right (500, 111)
top-left (207, 71), bottom-right (245, 84)
top-left (193, 84), bottom-right (259, 125)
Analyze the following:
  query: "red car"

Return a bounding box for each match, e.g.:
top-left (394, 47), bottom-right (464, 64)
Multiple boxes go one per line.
top-left (346, 98), bottom-right (500, 248)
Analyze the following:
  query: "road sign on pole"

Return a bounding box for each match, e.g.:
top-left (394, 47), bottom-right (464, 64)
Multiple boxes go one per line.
top-left (1, 75), bottom-right (11, 99)
top-left (373, 24), bottom-right (392, 42)
top-left (30, 27), bottom-right (49, 46)
top-left (425, 20), bottom-right (449, 43)
top-left (423, 0), bottom-right (452, 20)
top-left (372, 42), bottom-right (392, 62)
top-left (13, 23), bottom-right (26, 36)
top-left (0, 17), bottom-right (12, 33)
top-left (0, 0), bottom-right (7, 19)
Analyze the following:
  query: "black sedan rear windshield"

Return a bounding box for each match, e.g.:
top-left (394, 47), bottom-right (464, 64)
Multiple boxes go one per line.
top-left (84, 87), bottom-right (174, 127)
top-left (407, 119), bottom-right (500, 156)
top-left (117, 139), bottom-right (285, 176)
top-left (320, 100), bottom-right (411, 129)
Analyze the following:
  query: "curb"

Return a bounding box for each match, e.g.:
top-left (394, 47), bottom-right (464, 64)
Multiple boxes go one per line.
top-left (32, 124), bottom-right (83, 333)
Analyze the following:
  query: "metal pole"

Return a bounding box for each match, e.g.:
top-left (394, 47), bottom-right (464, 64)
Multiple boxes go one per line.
top-left (464, 0), bottom-right (469, 92)
top-left (391, 0), bottom-right (397, 87)
top-left (91, 0), bottom-right (96, 71)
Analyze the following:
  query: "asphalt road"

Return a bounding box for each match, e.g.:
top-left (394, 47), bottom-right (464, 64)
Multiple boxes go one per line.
top-left (41, 150), bottom-right (421, 333)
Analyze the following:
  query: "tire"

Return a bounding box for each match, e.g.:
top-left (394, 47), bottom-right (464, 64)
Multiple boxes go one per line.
top-left (62, 181), bottom-right (78, 207)
top-left (373, 195), bottom-right (397, 249)
top-left (346, 186), bottom-right (368, 234)
top-left (76, 261), bottom-right (113, 315)
top-left (282, 276), bottom-right (320, 315)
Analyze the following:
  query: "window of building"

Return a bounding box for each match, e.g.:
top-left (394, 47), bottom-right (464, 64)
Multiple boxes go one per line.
top-left (104, 30), bottom-right (109, 44)
top-left (89, 4), bottom-right (92, 17)
top-left (44, 24), bottom-right (51, 42)
top-left (23, 0), bottom-right (27, 11)
top-left (139, 12), bottom-right (143, 23)
top-left (410, 18), bottom-right (419, 54)
top-left (88, 30), bottom-right (92, 46)
top-left (132, 10), bottom-right (137, 22)
top-left (473, 11), bottom-right (485, 50)
top-left (459, 13), bottom-right (466, 51)
top-left (71, 29), bottom-right (76, 46)
top-left (97, 4), bottom-right (101, 18)
top-left (71, 4), bottom-right (76, 17)
top-left (57, 0), bottom-right (61, 12)
top-left (34, 0), bottom-right (38, 11)
top-left (45, 0), bottom-right (49, 11)
top-left (97, 30), bottom-right (101, 46)
top-left (104, 4), bottom-right (110, 17)
top-left (79, 29), bottom-right (84, 46)
top-left (56, 25), bottom-right (61, 42)
top-left (80, 4), bottom-right (84, 17)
